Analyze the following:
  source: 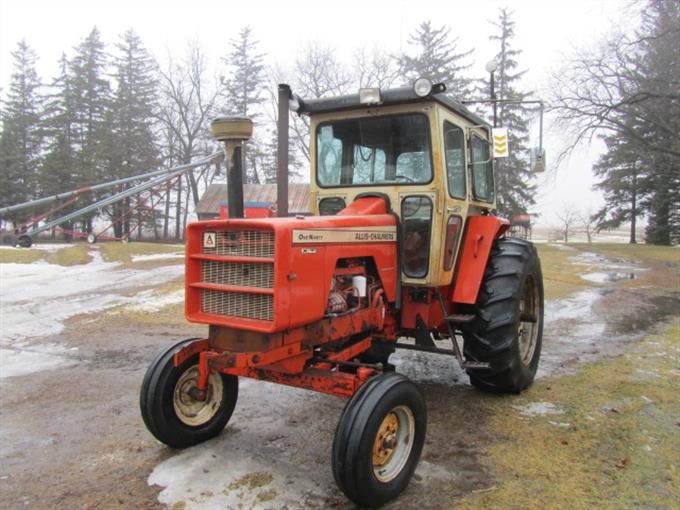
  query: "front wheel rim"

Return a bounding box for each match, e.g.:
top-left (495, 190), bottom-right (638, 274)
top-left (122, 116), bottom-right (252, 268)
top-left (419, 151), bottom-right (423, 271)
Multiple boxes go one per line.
top-left (372, 405), bottom-right (415, 483)
top-left (173, 366), bottom-right (223, 427)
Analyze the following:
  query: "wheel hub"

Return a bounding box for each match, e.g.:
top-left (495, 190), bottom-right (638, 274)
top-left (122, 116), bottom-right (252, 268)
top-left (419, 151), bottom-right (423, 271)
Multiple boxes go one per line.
top-left (518, 275), bottom-right (539, 365)
top-left (373, 413), bottom-right (399, 467)
top-left (173, 367), bottom-right (224, 427)
top-left (372, 405), bottom-right (416, 483)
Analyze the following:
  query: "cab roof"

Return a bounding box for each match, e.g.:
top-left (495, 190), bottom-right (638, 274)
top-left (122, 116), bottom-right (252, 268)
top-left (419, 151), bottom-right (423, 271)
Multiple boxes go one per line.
top-left (296, 85), bottom-right (491, 130)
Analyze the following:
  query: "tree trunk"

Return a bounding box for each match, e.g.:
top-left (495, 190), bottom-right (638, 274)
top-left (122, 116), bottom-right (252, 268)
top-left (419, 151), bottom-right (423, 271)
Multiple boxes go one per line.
top-left (187, 168), bottom-right (200, 206)
top-left (182, 174), bottom-right (191, 241)
top-left (163, 185), bottom-right (171, 240)
top-left (629, 172), bottom-right (637, 244)
top-left (175, 177), bottom-right (182, 241)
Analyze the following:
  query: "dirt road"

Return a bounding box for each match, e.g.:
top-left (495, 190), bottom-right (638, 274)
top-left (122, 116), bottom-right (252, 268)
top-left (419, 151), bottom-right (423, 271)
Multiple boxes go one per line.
top-left (0, 244), bottom-right (677, 509)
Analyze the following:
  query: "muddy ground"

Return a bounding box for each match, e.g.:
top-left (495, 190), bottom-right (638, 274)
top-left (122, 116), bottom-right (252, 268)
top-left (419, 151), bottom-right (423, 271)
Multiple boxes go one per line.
top-left (0, 244), bottom-right (678, 509)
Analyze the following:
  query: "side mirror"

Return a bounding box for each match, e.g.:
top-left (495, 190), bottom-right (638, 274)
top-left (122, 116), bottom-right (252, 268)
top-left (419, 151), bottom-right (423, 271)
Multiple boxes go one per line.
top-left (531, 147), bottom-right (546, 172)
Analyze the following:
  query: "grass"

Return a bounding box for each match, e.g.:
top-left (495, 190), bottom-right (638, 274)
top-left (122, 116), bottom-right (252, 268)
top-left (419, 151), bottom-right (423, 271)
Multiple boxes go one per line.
top-left (536, 244), bottom-right (591, 300)
top-left (457, 320), bottom-right (680, 509)
top-left (105, 280), bottom-right (189, 327)
top-left (0, 245), bottom-right (90, 266)
top-left (0, 248), bottom-right (44, 264)
top-left (48, 245), bottom-right (91, 266)
top-left (537, 243), bottom-right (680, 299)
top-left (582, 242), bottom-right (680, 264)
top-left (99, 241), bottom-right (183, 264)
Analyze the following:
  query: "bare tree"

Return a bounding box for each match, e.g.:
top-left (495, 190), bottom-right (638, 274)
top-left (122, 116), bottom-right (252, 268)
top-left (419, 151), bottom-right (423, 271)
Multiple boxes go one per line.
top-left (579, 208), bottom-right (597, 243)
top-left (549, 29), bottom-right (680, 165)
top-left (354, 46), bottom-right (397, 89)
top-left (157, 41), bottom-right (219, 239)
top-left (287, 43), bottom-right (352, 165)
top-left (556, 204), bottom-right (579, 243)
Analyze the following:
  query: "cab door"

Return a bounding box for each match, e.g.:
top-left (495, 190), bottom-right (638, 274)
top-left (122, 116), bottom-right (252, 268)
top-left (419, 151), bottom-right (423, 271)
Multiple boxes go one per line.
top-left (437, 118), bottom-right (469, 285)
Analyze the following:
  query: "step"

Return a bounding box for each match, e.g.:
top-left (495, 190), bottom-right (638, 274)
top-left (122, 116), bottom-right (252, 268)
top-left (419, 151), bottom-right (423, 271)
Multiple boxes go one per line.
top-left (461, 361), bottom-right (491, 370)
top-left (444, 314), bottom-right (475, 323)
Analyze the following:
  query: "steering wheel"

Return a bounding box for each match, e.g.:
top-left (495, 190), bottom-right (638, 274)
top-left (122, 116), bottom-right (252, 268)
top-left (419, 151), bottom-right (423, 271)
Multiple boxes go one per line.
top-left (402, 197), bottom-right (429, 217)
top-left (394, 174), bottom-right (415, 182)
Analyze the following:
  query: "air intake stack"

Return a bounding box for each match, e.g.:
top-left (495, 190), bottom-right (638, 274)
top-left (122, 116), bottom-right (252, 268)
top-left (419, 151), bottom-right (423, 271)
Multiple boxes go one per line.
top-left (211, 117), bottom-right (253, 219)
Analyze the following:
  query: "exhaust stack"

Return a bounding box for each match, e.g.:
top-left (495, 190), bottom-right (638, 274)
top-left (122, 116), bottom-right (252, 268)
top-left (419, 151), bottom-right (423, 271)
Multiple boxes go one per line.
top-left (277, 84), bottom-right (291, 218)
top-left (211, 117), bottom-right (253, 219)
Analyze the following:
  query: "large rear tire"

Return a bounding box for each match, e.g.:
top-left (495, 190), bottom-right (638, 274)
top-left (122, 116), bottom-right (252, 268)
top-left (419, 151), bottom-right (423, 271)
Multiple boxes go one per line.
top-left (332, 373), bottom-right (426, 508)
top-left (461, 238), bottom-right (544, 393)
top-left (140, 338), bottom-right (238, 448)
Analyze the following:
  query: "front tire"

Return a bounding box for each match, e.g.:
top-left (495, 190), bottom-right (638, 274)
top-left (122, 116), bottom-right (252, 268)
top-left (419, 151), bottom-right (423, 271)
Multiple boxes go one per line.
top-left (140, 339), bottom-right (238, 448)
top-left (332, 373), bottom-right (426, 507)
top-left (462, 238), bottom-right (544, 393)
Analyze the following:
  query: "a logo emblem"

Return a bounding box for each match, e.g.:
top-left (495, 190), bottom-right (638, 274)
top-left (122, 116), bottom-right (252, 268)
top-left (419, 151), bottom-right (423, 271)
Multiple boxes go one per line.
top-left (203, 231), bottom-right (216, 248)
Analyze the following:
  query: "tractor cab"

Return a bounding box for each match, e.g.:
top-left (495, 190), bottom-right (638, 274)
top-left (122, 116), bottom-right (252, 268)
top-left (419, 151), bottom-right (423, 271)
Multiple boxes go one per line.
top-left (298, 79), bottom-right (496, 287)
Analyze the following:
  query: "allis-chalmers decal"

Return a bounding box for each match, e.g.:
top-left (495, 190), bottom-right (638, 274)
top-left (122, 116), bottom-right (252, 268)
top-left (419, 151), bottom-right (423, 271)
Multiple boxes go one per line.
top-left (292, 226), bottom-right (397, 244)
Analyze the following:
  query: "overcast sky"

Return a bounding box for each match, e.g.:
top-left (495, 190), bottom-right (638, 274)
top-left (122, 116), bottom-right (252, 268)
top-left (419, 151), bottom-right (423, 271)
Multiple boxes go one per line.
top-left (0, 0), bottom-right (640, 227)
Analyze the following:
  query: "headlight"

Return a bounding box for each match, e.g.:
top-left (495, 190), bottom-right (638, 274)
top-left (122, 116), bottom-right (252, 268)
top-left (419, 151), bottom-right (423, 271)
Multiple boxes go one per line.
top-left (359, 87), bottom-right (382, 105)
top-left (413, 77), bottom-right (433, 97)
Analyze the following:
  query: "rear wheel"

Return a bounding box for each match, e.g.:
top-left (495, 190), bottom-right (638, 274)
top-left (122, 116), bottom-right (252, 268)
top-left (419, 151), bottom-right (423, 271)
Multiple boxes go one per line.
top-left (461, 238), bottom-right (544, 393)
top-left (16, 234), bottom-right (32, 248)
top-left (332, 373), bottom-right (426, 507)
top-left (140, 339), bottom-right (238, 448)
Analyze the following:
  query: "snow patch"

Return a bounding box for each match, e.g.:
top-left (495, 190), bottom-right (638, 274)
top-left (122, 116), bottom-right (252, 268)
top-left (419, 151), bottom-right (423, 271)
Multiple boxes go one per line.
top-left (513, 401), bottom-right (565, 417)
top-left (0, 343), bottom-right (79, 378)
top-left (1, 247), bottom-right (184, 377)
top-left (127, 289), bottom-right (184, 312)
top-left (545, 289), bottom-right (601, 323)
top-left (0, 243), bottom-right (73, 253)
top-left (149, 382), bottom-right (338, 510)
top-left (130, 253), bottom-right (184, 263)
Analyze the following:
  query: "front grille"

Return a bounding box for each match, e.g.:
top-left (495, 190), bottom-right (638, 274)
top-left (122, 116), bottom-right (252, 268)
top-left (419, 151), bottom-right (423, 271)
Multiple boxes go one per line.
top-left (203, 230), bottom-right (274, 258)
top-left (202, 260), bottom-right (274, 288)
top-left (201, 288), bottom-right (273, 321)
top-left (197, 227), bottom-right (275, 322)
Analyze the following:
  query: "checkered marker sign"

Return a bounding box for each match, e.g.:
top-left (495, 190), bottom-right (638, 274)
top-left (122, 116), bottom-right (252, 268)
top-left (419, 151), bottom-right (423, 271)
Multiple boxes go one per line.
top-left (493, 128), bottom-right (509, 158)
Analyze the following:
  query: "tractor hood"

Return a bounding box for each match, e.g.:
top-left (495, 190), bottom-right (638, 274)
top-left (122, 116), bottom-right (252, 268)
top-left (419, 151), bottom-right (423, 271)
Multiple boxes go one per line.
top-left (184, 197), bottom-right (398, 333)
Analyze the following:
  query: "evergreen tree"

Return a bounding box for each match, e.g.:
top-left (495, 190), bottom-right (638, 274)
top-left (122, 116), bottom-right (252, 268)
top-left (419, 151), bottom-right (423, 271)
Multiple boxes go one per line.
top-left (106, 29), bottom-right (161, 237)
top-left (69, 27), bottom-right (111, 185)
top-left (636, 0), bottom-right (680, 244)
top-left (221, 26), bottom-right (266, 119)
top-left (0, 40), bottom-right (43, 220)
top-left (221, 26), bottom-right (267, 184)
top-left (395, 21), bottom-right (473, 98)
top-left (40, 53), bottom-right (78, 197)
top-left (486, 9), bottom-right (536, 216)
top-left (550, 0), bottom-right (678, 244)
top-left (592, 126), bottom-right (644, 243)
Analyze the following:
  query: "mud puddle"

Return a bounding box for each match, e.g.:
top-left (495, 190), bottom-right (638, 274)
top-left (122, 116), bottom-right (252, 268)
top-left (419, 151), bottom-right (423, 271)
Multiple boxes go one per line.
top-left (540, 251), bottom-right (676, 378)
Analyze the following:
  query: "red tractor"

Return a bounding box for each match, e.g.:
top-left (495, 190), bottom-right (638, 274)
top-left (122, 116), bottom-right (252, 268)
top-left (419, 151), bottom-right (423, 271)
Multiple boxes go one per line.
top-left (140, 79), bottom-right (544, 507)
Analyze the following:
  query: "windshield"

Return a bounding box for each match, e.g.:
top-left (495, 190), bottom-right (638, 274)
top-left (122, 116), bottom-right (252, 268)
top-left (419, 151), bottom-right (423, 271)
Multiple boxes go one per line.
top-left (316, 113), bottom-right (432, 187)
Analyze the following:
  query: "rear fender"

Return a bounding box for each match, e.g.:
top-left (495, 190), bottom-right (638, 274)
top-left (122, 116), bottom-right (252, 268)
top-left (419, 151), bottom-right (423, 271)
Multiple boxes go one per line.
top-left (450, 216), bottom-right (510, 304)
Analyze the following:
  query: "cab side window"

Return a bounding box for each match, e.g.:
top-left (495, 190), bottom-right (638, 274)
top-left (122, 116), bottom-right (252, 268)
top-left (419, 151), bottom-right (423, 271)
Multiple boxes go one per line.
top-left (470, 134), bottom-right (494, 202)
top-left (443, 122), bottom-right (466, 198)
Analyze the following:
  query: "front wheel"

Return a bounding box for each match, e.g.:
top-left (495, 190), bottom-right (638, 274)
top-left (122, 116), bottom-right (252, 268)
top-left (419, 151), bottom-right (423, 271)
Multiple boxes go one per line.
top-left (332, 373), bottom-right (426, 507)
top-left (462, 237), bottom-right (544, 393)
top-left (140, 339), bottom-right (238, 448)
